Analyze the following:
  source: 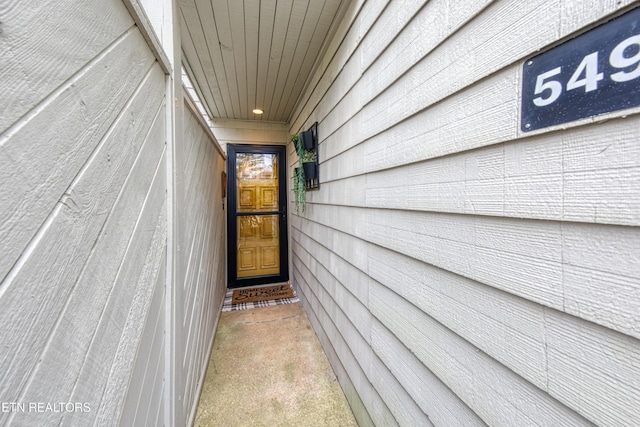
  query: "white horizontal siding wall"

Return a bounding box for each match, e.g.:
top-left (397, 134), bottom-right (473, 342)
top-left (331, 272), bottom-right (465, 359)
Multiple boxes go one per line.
top-left (0, 0), bottom-right (168, 425)
top-left (289, 1), bottom-right (640, 426)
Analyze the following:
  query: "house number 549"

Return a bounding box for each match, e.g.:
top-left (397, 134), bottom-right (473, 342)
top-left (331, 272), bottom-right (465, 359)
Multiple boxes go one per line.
top-left (533, 34), bottom-right (640, 107)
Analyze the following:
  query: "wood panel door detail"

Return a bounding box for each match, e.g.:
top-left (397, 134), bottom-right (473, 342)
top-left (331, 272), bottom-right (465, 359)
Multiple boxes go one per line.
top-left (228, 145), bottom-right (288, 287)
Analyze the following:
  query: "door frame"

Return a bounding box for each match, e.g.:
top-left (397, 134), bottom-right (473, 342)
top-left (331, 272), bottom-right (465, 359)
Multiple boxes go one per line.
top-left (226, 144), bottom-right (289, 288)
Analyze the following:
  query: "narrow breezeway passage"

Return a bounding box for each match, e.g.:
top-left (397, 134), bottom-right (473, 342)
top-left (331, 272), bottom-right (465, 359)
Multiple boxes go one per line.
top-left (193, 302), bottom-right (357, 426)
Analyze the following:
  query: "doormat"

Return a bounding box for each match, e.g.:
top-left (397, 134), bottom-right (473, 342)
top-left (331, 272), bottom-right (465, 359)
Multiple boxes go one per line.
top-left (232, 284), bottom-right (294, 304)
top-left (223, 284), bottom-right (299, 312)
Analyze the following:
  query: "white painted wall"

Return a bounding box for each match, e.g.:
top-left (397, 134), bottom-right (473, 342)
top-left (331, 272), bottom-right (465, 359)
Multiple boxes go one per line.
top-left (289, 1), bottom-right (640, 426)
top-left (172, 94), bottom-right (227, 426)
top-left (0, 0), bottom-right (168, 424)
top-left (138, 0), bottom-right (174, 57)
top-left (0, 1), bottom-right (227, 426)
top-left (211, 118), bottom-right (289, 152)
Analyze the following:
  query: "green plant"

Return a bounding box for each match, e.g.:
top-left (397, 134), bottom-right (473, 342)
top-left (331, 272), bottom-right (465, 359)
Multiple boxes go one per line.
top-left (293, 166), bottom-right (306, 214)
top-left (291, 134), bottom-right (306, 214)
top-left (291, 133), bottom-right (318, 214)
top-left (300, 149), bottom-right (316, 163)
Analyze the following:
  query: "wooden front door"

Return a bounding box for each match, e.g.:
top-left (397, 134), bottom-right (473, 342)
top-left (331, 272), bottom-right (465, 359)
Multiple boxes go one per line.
top-left (227, 145), bottom-right (288, 287)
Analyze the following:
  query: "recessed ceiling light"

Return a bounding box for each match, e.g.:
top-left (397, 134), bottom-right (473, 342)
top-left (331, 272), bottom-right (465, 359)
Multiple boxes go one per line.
top-left (253, 108), bottom-right (264, 115)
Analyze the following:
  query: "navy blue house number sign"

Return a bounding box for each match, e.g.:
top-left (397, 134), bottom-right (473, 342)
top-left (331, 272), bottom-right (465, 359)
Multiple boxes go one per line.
top-left (521, 7), bottom-right (640, 132)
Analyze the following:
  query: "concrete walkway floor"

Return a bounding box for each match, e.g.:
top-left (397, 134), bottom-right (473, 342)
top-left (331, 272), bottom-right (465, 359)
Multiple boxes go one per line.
top-left (193, 302), bottom-right (358, 426)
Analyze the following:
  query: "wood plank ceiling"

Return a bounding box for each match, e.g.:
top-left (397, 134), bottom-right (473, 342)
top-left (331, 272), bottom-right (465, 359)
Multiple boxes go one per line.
top-left (180, 0), bottom-right (350, 123)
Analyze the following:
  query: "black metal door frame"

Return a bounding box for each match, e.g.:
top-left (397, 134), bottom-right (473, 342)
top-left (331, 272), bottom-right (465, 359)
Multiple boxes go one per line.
top-left (227, 144), bottom-right (289, 288)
